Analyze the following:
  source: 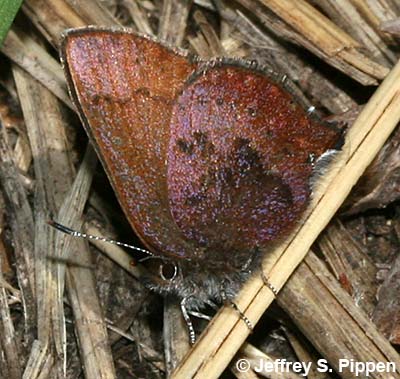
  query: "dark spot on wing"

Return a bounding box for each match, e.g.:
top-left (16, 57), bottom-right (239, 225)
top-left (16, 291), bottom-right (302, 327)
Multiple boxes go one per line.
top-left (176, 138), bottom-right (194, 155)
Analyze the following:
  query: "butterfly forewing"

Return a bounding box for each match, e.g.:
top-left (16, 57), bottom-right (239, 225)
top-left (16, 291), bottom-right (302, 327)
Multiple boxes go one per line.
top-left (62, 29), bottom-right (198, 258)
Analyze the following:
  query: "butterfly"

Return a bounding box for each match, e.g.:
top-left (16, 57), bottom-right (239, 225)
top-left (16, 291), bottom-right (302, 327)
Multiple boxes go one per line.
top-left (60, 27), bottom-right (341, 321)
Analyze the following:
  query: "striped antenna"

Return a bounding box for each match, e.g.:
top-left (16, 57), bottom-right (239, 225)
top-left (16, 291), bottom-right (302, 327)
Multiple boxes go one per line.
top-left (48, 219), bottom-right (154, 256)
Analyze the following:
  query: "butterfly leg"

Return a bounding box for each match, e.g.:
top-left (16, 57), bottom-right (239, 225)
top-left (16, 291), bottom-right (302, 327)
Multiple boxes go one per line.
top-left (188, 297), bottom-right (219, 320)
top-left (229, 301), bottom-right (253, 331)
top-left (187, 310), bottom-right (212, 321)
top-left (180, 297), bottom-right (196, 345)
top-left (260, 271), bottom-right (278, 296)
top-left (180, 297), bottom-right (222, 343)
top-left (188, 299), bottom-right (220, 320)
top-left (220, 282), bottom-right (253, 332)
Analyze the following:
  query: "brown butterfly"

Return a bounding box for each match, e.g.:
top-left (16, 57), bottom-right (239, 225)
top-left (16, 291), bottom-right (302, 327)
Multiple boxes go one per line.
top-left (60, 27), bottom-right (341, 325)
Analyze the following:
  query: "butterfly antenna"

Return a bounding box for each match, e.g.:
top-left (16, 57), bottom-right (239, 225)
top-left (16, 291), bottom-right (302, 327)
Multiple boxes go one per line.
top-left (48, 219), bottom-right (154, 256)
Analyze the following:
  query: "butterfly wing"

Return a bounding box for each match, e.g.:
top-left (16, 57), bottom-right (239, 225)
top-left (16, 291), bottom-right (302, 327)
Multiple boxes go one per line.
top-left (62, 31), bottom-right (340, 270)
top-left (167, 64), bottom-right (340, 264)
top-left (61, 28), bottom-right (198, 259)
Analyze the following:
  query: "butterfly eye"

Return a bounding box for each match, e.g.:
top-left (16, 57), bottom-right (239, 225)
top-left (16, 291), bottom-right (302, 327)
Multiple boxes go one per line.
top-left (160, 262), bottom-right (178, 281)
